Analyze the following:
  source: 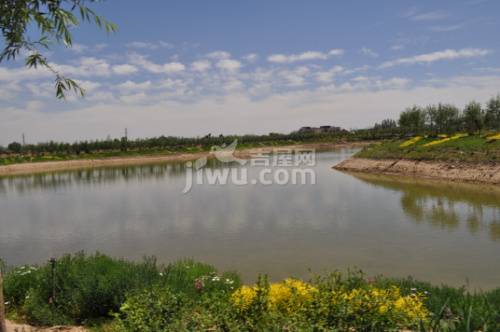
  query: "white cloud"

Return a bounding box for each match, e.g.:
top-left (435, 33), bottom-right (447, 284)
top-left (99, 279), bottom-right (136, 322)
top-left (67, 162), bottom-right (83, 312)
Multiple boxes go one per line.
top-left (0, 67), bottom-right (52, 82)
top-left (328, 49), bottom-right (345, 56)
top-left (361, 47), bottom-right (379, 58)
top-left (280, 66), bottom-right (310, 86)
top-left (410, 11), bottom-right (449, 21)
top-left (223, 79), bottom-right (244, 91)
top-left (163, 62), bottom-right (186, 73)
top-left (116, 80), bottom-right (152, 91)
top-left (243, 53), bottom-right (259, 62)
top-left (206, 51), bottom-right (231, 60)
top-left (268, 49), bottom-right (344, 64)
top-left (112, 64), bottom-right (139, 75)
top-left (380, 48), bottom-right (491, 68)
top-left (429, 24), bottom-right (465, 32)
top-left (70, 43), bottom-right (88, 54)
top-left (216, 59), bottom-right (242, 72)
top-left (129, 54), bottom-right (185, 74)
top-left (75, 80), bottom-right (102, 93)
top-left (126, 41), bottom-right (172, 50)
top-left (52, 57), bottom-right (111, 77)
top-left (119, 92), bottom-right (149, 104)
top-left (191, 60), bottom-right (212, 72)
top-left (315, 66), bottom-right (344, 83)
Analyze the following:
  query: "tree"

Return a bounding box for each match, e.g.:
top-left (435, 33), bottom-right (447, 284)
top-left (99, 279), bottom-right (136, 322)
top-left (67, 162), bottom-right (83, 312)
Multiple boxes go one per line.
top-left (485, 95), bottom-right (500, 130)
top-left (0, 0), bottom-right (116, 98)
top-left (373, 119), bottom-right (398, 138)
top-left (463, 101), bottom-right (484, 133)
top-left (426, 104), bottom-right (460, 134)
top-left (7, 141), bottom-right (22, 153)
top-left (398, 106), bottom-right (426, 135)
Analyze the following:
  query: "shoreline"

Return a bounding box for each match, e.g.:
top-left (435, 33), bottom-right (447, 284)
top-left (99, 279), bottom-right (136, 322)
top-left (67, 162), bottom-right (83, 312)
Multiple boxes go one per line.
top-left (5, 320), bottom-right (87, 332)
top-left (334, 157), bottom-right (500, 185)
top-left (0, 141), bottom-right (369, 177)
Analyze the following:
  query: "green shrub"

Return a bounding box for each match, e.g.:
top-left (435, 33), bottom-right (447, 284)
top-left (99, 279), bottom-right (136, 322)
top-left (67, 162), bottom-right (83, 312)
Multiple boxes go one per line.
top-left (4, 252), bottom-right (160, 325)
top-left (161, 259), bottom-right (240, 299)
top-left (115, 286), bottom-right (187, 332)
top-left (3, 265), bottom-right (40, 307)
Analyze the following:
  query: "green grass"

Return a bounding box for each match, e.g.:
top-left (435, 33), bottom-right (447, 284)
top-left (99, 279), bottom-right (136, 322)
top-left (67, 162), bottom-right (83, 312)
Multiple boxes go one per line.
top-left (2, 253), bottom-right (500, 331)
top-left (356, 134), bottom-right (500, 162)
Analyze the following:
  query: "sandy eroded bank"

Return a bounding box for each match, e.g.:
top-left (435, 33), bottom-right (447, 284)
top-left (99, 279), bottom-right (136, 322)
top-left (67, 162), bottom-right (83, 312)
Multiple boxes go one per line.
top-left (334, 158), bottom-right (500, 185)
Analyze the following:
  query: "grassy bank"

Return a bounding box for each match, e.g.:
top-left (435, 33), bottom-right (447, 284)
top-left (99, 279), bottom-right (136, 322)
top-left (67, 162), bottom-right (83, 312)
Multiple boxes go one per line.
top-left (2, 253), bottom-right (500, 331)
top-left (356, 133), bottom-right (500, 162)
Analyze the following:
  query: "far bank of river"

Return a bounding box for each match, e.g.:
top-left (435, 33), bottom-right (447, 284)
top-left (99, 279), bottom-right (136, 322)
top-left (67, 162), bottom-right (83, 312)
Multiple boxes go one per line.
top-left (0, 141), bottom-right (370, 177)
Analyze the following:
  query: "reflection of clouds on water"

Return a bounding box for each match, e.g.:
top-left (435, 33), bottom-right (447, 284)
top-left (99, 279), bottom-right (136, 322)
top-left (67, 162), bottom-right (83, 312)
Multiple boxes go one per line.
top-left (353, 173), bottom-right (500, 241)
top-left (0, 163), bottom-right (189, 195)
top-left (2, 148), bottom-right (500, 288)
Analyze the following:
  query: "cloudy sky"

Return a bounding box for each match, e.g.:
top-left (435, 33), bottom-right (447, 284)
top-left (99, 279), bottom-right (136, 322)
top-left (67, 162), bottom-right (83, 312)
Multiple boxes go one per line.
top-left (1, 0), bottom-right (500, 145)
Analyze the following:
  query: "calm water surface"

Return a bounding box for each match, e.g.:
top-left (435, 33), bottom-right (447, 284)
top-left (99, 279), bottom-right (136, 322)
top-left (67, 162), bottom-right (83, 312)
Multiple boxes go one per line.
top-left (1, 149), bottom-right (500, 288)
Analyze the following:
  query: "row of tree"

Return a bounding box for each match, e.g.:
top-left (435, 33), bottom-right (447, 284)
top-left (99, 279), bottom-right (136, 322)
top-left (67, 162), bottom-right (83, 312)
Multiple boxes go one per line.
top-left (370, 95), bottom-right (500, 138)
top-left (0, 131), bottom-right (350, 156)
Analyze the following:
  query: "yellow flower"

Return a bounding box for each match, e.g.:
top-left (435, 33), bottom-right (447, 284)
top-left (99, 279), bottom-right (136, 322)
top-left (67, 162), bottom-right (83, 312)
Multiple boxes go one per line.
top-left (330, 286), bottom-right (429, 326)
top-left (487, 133), bottom-right (500, 141)
top-left (423, 133), bottom-right (467, 147)
top-left (400, 136), bottom-right (422, 147)
top-left (231, 278), bottom-right (317, 313)
top-left (379, 304), bottom-right (388, 314)
top-left (231, 285), bottom-right (256, 311)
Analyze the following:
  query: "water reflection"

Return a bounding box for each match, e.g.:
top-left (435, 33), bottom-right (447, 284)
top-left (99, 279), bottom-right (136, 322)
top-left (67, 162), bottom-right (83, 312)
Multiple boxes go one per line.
top-left (1, 149), bottom-right (500, 288)
top-left (350, 173), bottom-right (500, 241)
top-left (0, 163), bottom-right (189, 194)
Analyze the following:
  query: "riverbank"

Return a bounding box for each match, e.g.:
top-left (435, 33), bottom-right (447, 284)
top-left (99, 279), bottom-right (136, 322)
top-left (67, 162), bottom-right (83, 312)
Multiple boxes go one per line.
top-left (5, 320), bottom-right (87, 332)
top-left (0, 141), bottom-right (369, 177)
top-left (2, 253), bottom-right (500, 331)
top-left (334, 157), bottom-right (500, 185)
top-left (334, 134), bottom-right (500, 184)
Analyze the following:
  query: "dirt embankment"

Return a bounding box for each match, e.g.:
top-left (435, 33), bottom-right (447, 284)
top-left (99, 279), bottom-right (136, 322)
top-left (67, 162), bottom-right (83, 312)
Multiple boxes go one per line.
top-left (0, 142), bottom-right (370, 177)
top-left (334, 158), bottom-right (500, 185)
top-left (5, 320), bottom-right (87, 332)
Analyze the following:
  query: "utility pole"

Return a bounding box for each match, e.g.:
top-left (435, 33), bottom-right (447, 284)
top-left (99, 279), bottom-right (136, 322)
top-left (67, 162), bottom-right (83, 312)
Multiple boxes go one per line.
top-left (0, 269), bottom-right (6, 332)
top-left (124, 128), bottom-right (128, 140)
top-left (22, 133), bottom-right (25, 146)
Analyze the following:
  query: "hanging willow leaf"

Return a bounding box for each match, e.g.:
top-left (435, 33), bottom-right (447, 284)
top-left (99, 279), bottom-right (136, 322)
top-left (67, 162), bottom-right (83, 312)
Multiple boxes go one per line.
top-left (0, 0), bottom-right (116, 99)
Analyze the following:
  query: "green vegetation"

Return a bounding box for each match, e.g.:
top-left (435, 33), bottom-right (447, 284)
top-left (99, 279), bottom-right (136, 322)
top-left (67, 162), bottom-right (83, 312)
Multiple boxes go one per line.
top-left (355, 95), bottom-right (500, 162)
top-left (0, 131), bottom-right (355, 166)
top-left (2, 253), bottom-right (500, 331)
top-left (369, 95), bottom-right (500, 138)
top-left (357, 134), bottom-right (500, 162)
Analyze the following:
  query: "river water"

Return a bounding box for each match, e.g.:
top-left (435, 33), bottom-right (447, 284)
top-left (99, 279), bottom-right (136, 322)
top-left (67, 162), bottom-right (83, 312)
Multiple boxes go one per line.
top-left (1, 148), bottom-right (499, 288)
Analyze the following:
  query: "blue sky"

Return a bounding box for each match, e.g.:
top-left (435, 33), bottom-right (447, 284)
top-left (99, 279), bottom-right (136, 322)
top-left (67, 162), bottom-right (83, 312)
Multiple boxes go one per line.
top-left (1, 0), bottom-right (500, 144)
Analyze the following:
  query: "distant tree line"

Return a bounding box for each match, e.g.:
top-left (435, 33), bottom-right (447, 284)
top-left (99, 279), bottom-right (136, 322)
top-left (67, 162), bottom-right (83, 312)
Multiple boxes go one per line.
top-left (0, 131), bottom-right (350, 156)
top-left (365, 95), bottom-right (500, 138)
